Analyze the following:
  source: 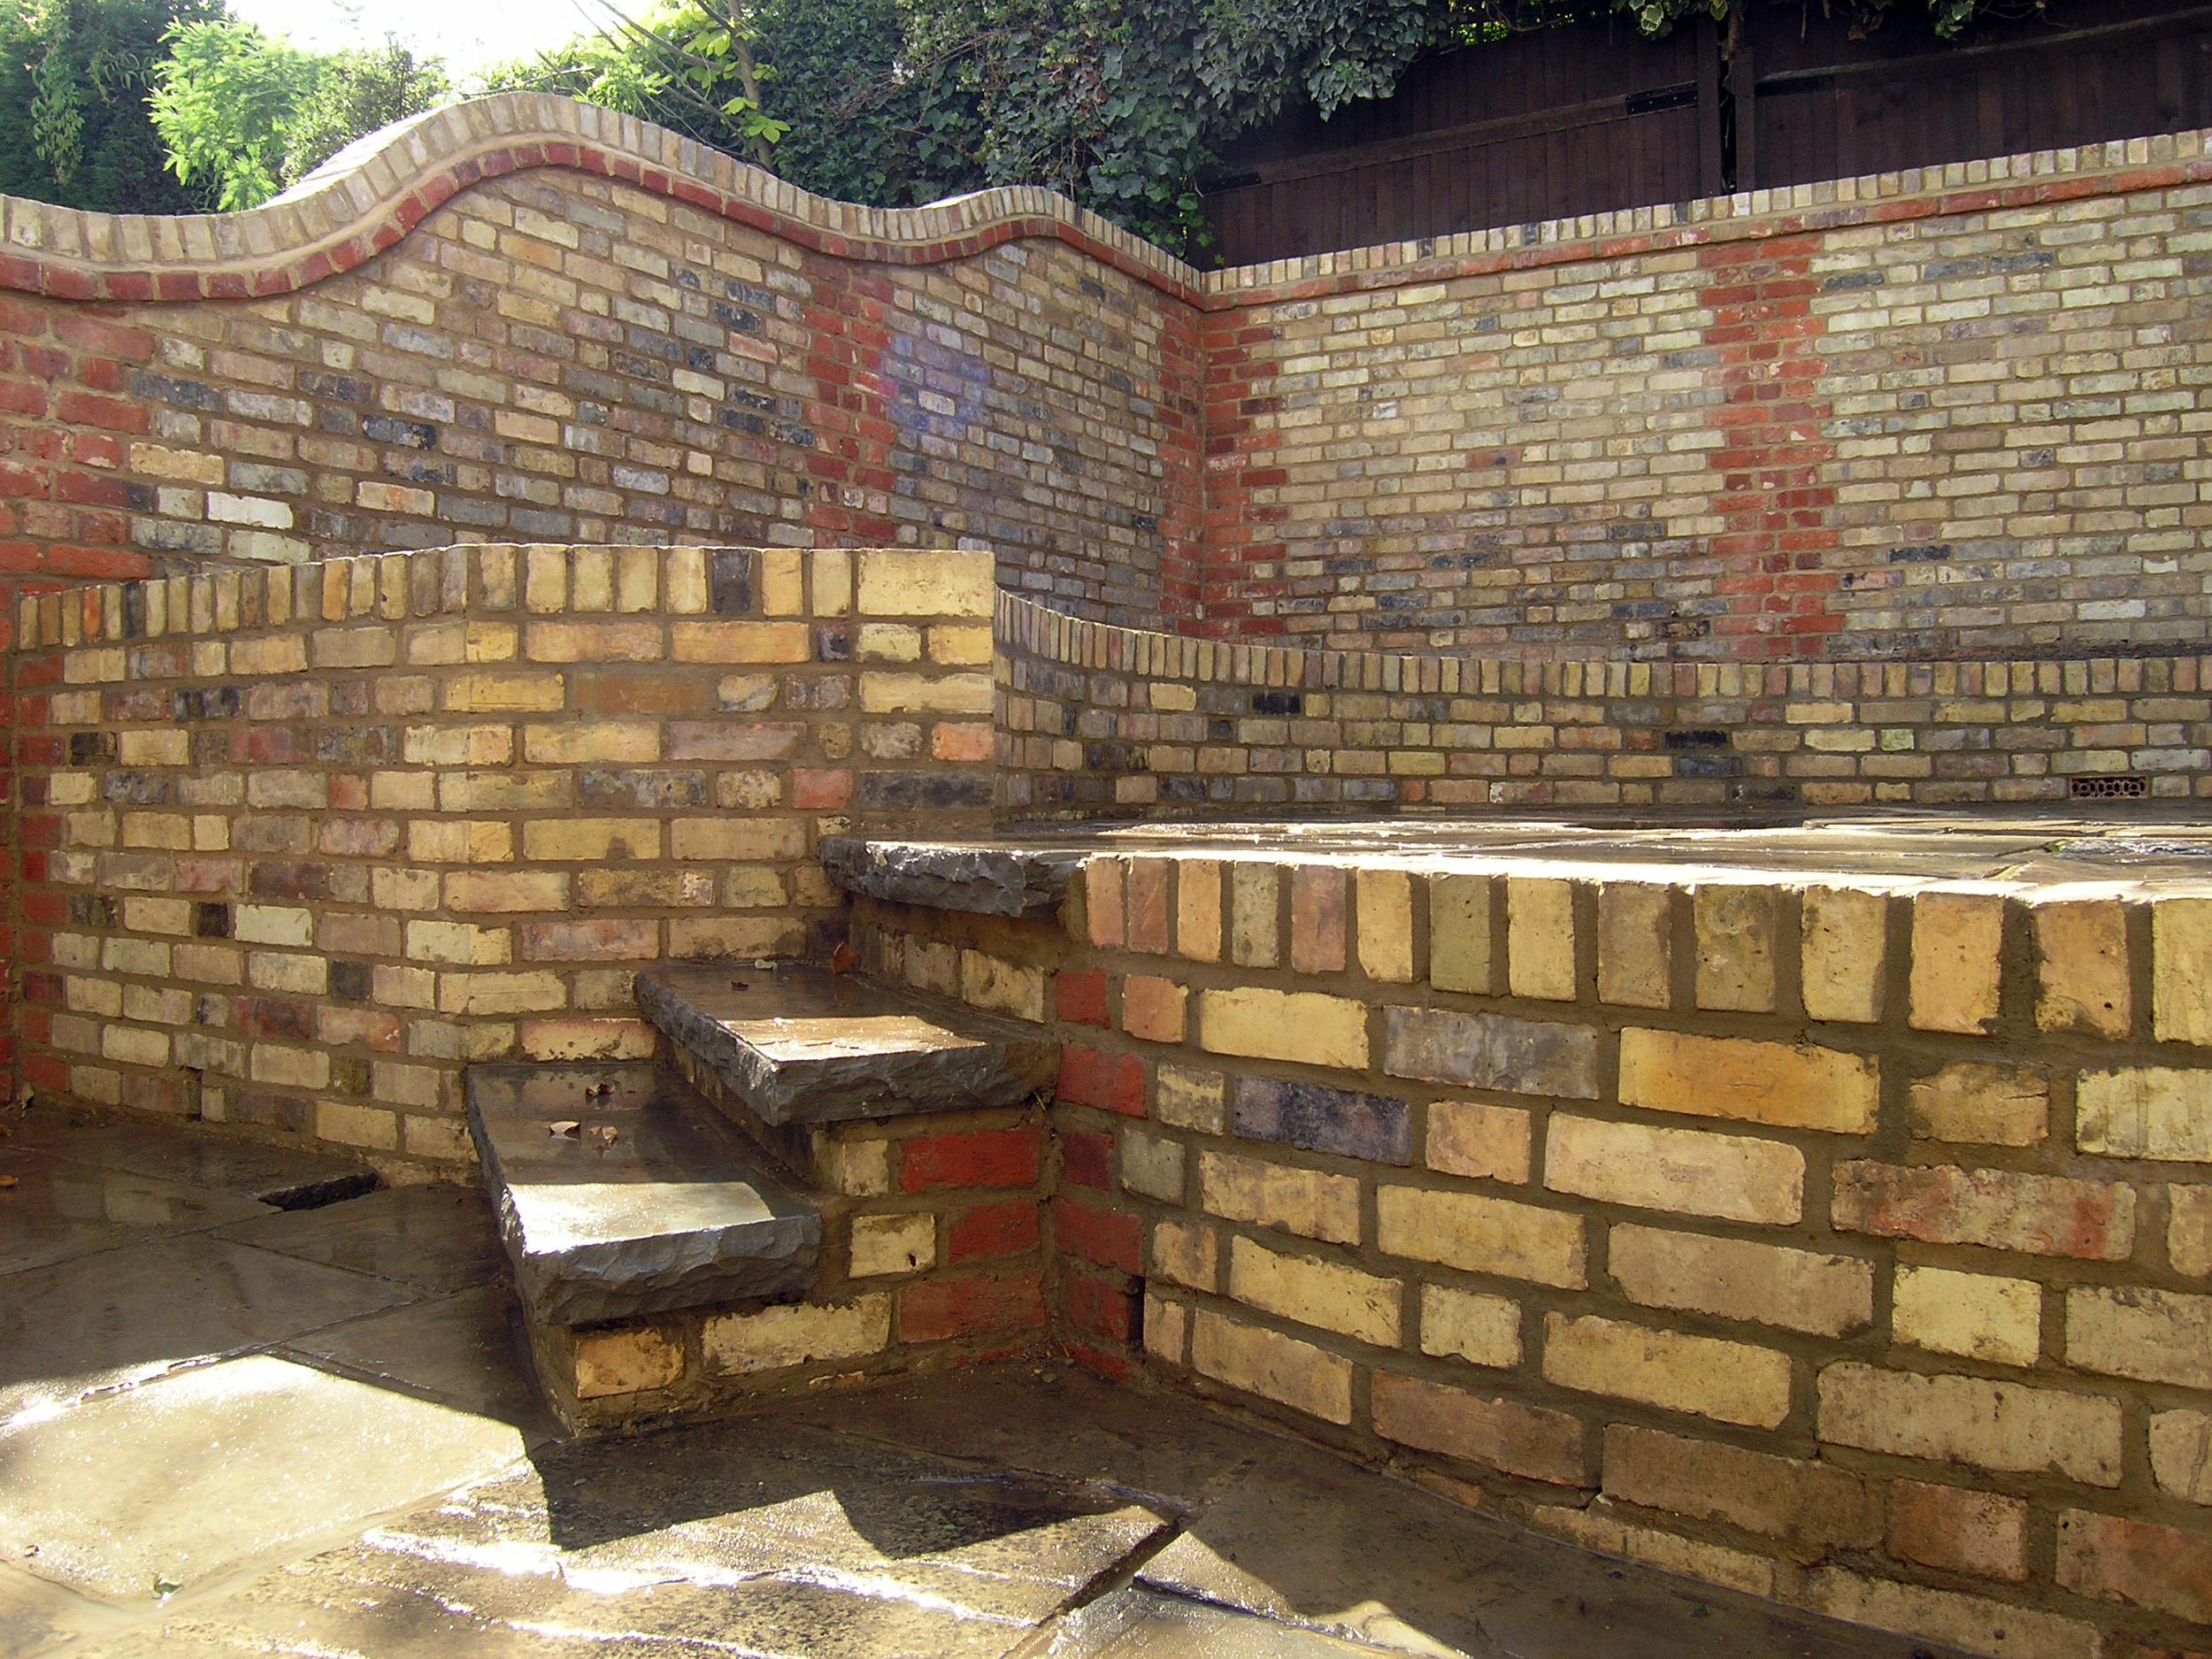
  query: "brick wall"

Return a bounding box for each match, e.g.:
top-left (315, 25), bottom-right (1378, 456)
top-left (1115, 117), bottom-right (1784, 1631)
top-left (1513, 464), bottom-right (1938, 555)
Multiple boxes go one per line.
top-left (1202, 134), bottom-right (2212, 661)
top-left (6, 100), bottom-right (2212, 670)
top-left (0, 96), bottom-right (1203, 641)
top-left (855, 850), bottom-right (2212, 1659)
top-left (12, 543), bottom-right (993, 1168)
top-left (997, 591), bottom-right (2212, 812)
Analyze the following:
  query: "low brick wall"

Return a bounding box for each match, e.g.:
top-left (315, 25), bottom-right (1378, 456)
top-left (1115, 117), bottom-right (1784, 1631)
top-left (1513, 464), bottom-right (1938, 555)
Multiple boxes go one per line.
top-left (854, 849), bottom-right (2212, 1658)
top-left (12, 543), bottom-right (994, 1167)
top-left (996, 591), bottom-right (2212, 812)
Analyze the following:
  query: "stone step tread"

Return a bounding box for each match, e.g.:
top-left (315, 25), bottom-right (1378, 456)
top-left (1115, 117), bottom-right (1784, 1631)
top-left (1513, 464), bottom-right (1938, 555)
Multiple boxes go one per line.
top-left (466, 1062), bottom-right (818, 1328)
top-left (821, 834), bottom-right (1082, 917)
top-left (635, 963), bottom-right (1059, 1126)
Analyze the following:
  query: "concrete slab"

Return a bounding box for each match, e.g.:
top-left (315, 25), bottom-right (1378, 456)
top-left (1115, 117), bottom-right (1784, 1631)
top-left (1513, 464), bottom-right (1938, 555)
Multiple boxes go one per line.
top-left (0, 1562), bottom-right (117, 1656)
top-left (1, 1108), bottom-right (376, 1209)
top-left (281, 1285), bottom-right (557, 1436)
top-left (0, 1233), bottom-right (419, 1419)
top-left (214, 1183), bottom-right (505, 1293)
top-left (0, 1155), bottom-right (270, 1275)
top-left (638, 963), bottom-right (1060, 1124)
top-left (1141, 1448), bottom-right (1958, 1659)
top-left (467, 1062), bottom-right (819, 1325)
top-left (0, 1352), bottom-right (527, 1604)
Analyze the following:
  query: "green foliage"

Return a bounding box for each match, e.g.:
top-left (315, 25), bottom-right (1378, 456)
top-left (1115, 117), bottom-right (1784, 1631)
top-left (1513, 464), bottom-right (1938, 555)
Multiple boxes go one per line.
top-left (0, 0), bottom-right (215, 211)
top-left (149, 19), bottom-right (448, 210)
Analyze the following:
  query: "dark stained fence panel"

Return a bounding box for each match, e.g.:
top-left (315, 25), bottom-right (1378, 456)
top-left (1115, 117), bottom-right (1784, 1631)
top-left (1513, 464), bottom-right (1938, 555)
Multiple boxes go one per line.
top-left (1202, 0), bottom-right (2212, 268)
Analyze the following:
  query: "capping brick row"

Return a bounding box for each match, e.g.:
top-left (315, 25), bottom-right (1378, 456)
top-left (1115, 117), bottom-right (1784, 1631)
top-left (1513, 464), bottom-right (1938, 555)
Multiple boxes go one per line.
top-left (996, 594), bottom-right (2212, 809)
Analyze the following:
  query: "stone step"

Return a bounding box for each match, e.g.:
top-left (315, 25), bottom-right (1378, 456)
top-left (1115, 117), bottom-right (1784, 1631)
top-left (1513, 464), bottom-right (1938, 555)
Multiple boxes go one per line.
top-left (821, 833), bottom-right (1081, 917)
top-left (635, 963), bottom-right (1059, 1127)
top-left (465, 1062), bottom-right (819, 1328)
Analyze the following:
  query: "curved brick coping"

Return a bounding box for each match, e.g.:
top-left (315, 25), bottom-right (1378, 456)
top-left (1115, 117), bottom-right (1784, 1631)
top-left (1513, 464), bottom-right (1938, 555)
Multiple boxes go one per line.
top-left (0, 93), bottom-right (1204, 307)
top-left (0, 91), bottom-right (2208, 314)
top-left (995, 588), bottom-right (2212, 709)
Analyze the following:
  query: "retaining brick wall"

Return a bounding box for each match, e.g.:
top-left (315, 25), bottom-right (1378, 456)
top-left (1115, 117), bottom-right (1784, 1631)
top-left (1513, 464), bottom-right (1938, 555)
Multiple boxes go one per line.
top-left (11, 543), bottom-right (994, 1167)
top-left (854, 849), bottom-right (2212, 1659)
top-left (995, 590), bottom-right (2212, 811)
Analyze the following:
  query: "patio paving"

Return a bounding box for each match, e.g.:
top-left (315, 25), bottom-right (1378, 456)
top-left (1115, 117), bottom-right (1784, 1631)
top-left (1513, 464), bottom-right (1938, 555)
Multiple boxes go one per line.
top-left (0, 1102), bottom-right (1965, 1659)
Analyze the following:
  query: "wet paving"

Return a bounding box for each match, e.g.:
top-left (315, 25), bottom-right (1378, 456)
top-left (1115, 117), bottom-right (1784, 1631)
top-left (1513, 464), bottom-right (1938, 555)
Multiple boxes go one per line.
top-left (0, 1104), bottom-right (1964, 1658)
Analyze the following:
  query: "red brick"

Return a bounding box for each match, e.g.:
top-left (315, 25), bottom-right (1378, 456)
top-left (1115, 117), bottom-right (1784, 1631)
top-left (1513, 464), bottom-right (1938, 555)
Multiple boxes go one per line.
top-left (1125, 856), bottom-right (1170, 953)
top-left (897, 1126), bottom-right (1041, 1193)
top-left (1888, 1480), bottom-right (2028, 1582)
top-left (1056, 969), bottom-right (1109, 1027)
top-left (790, 768), bottom-right (851, 809)
top-left (1056, 1044), bottom-right (1146, 1116)
top-left (1054, 1194), bottom-right (1141, 1274)
top-left (1833, 1160), bottom-right (2135, 1262)
top-left (2058, 1509), bottom-right (2212, 1624)
top-left (1291, 864), bottom-right (1347, 973)
top-left (1064, 1262), bottom-right (1140, 1341)
top-left (946, 1198), bottom-right (1040, 1263)
top-left (897, 1269), bottom-right (1046, 1343)
top-left (1059, 1128), bottom-right (1110, 1190)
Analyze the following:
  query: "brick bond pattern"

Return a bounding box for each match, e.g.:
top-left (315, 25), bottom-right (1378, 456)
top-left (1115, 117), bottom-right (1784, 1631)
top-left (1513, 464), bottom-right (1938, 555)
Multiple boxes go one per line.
top-left (0, 97), bottom-right (2211, 664)
top-left (854, 854), bottom-right (2212, 1658)
top-left (997, 591), bottom-right (2212, 810)
top-left (0, 95), bottom-right (1201, 639)
top-left (11, 544), bottom-right (999, 1156)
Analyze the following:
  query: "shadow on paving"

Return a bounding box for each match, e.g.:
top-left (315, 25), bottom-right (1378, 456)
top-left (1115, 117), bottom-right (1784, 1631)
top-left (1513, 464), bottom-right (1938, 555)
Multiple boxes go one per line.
top-left (0, 1106), bottom-right (1975, 1659)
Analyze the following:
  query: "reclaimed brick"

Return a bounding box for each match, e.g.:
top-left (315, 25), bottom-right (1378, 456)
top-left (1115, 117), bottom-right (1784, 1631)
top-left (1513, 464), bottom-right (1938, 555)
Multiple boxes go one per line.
top-left (1506, 876), bottom-right (1576, 1000)
top-left (1233, 1075), bottom-right (1410, 1164)
top-left (1817, 1363), bottom-right (2123, 1486)
top-left (1176, 858), bottom-right (1223, 963)
top-left (1888, 1479), bottom-right (2030, 1583)
top-left (1201, 1148), bottom-right (1360, 1245)
top-left (1120, 975), bottom-right (1187, 1043)
top-left (1603, 1424), bottom-right (1879, 1556)
top-left (1618, 1028), bottom-right (1875, 1133)
top-left (1426, 1099), bottom-right (1532, 1185)
top-left (2034, 897), bottom-right (2132, 1038)
top-left (1694, 886), bottom-right (1776, 1012)
top-left (703, 1295), bottom-right (891, 1376)
top-left (1355, 867), bottom-right (1414, 983)
top-left (1201, 987), bottom-right (1368, 1070)
top-left (1909, 1061), bottom-right (2049, 1148)
top-left (1546, 1115), bottom-right (1804, 1225)
top-left (1378, 1186), bottom-right (1586, 1288)
top-left (1371, 1371), bottom-right (1583, 1485)
top-left (1418, 1283), bottom-right (1521, 1369)
top-left (2076, 1066), bottom-right (2212, 1162)
top-left (1597, 881), bottom-right (1671, 1010)
top-left (1383, 1005), bottom-right (1598, 1100)
top-left (1190, 1308), bottom-right (1353, 1425)
top-left (1833, 1160), bottom-right (2136, 1261)
top-left (1228, 1235), bottom-right (1399, 1348)
top-left (1154, 1064), bottom-right (1228, 1134)
top-left (2067, 1285), bottom-right (2212, 1390)
top-left (2056, 1510), bottom-right (2212, 1625)
top-left (1909, 890), bottom-right (2005, 1034)
top-left (1894, 1265), bottom-right (2041, 1367)
top-left (1801, 886), bottom-right (1886, 1024)
top-left (2155, 897), bottom-right (2212, 1046)
top-left (1543, 1313), bottom-right (1792, 1428)
top-left (1608, 1224), bottom-right (1870, 1336)
top-left (1429, 872), bottom-right (1494, 995)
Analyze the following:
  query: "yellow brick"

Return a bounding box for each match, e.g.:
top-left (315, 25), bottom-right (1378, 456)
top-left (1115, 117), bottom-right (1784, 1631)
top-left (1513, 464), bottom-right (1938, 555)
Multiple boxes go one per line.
top-left (1427, 1099), bottom-right (1532, 1184)
top-left (758, 548), bottom-right (803, 616)
top-left (702, 1296), bottom-right (891, 1376)
top-left (1420, 1284), bottom-right (1522, 1368)
top-left (2034, 898), bottom-right (2131, 1039)
top-left (1618, 1028), bottom-right (1877, 1133)
top-left (1909, 1062), bottom-right (2048, 1147)
top-left (1893, 1265), bottom-right (2040, 1367)
top-left (1200, 1150), bottom-right (1360, 1244)
top-left (857, 671), bottom-right (994, 715)
top-left (574, 1325), bottom-right (682, 1398)
top-left (1190, 1309), bottom-right (1353, 1425)
top-left (1176, 858), bottom-right (1223, 963)
top-left (849, 1212), bottom-right (936, 1278)
top-left (1544, 1314), bottom-right (1793, 1428)
top-left (521, 719), bottom-right (660, 764)
top-left (1910, 890), bottom-right (2005, 1033)
top-left (1801, 885), bottom-right (1887, 1023)
top-left (521, 818), bottom-right (663, 861)
top-left (1597, 881), bottom-right (1671, 1009)
top-left (442, 671), bottom-right (566, 712)
top-left (671, 621), bottom-right (812, 663)
top-left (1228, 1236), bottom-right (1399, 1348)
top-left (1694, 885), bottom-right (1776, 1012)
top-left (671, 818), bottom-right (806, 862)
top-left (1229, 863), bottom-right (1280, 967)
top-left (855, 548), bottom-right (993, 618)
top-left (2154, 897), bottom-right (2212, 1044)
top-left (444, 871), bottom-right (570, 912)
top-left (1355, 868), bottom-right (1414, 983)
top-left (1198, 987), bottom-right (1367, 1069)
top-left (1378, 1186), bottom-right (1586, 1287)
top-left (1507, 876), bottom-right (1576, 1000)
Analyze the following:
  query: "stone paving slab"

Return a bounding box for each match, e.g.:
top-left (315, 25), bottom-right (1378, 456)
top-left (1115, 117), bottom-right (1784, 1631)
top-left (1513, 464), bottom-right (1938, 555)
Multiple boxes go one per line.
top-left (0, 1153), bottom-right (270, 1276)
top-left (0, 1109), bottom-right (376, 1210)
top-left (0, 1233), bottom-right (422, 1420)
top-left (0, 1353), bottom-right (527, 1605)
top-left (280, 1285), bottom-right (558, 1436)
top-left (1041, 1586), bottom-right (1406, 1656)
top-left (214, 1183), bottom-right (506, 1294)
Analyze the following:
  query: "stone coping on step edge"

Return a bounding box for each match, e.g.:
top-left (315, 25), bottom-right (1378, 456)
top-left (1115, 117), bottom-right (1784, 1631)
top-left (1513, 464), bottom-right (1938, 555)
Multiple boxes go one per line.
top-left (0, 91), bottom-right (2205, 311)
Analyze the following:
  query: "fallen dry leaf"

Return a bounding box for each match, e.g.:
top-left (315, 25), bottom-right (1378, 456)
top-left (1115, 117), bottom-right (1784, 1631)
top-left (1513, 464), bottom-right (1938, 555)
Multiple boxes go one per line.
top-left (548, 1120), bottom-right (581, 1137)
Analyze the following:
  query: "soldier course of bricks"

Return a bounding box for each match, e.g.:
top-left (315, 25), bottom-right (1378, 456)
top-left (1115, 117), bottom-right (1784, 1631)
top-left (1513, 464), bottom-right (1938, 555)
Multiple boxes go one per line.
top-left (7, 90), bottom-right (2212, 1659)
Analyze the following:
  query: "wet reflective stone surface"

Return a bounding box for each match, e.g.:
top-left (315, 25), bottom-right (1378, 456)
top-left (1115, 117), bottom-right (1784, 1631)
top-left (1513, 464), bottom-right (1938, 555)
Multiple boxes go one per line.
top-left (3, 1109), bottom-right (1965, 1659)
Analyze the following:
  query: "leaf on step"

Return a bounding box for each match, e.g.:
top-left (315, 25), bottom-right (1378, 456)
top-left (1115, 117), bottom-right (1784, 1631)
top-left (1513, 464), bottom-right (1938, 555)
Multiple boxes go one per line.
top-left (0, 1174), bottom-right (15, 1189)
top-left (548, 1120), bottom-right (581, 1137)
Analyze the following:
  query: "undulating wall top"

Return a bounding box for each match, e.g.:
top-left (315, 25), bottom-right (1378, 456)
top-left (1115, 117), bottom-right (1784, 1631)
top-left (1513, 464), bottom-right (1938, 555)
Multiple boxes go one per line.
top-left (0, 96), bottom-right (2210, 662)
